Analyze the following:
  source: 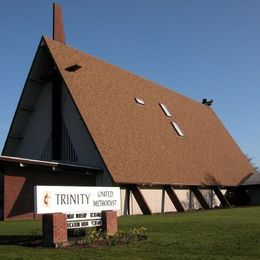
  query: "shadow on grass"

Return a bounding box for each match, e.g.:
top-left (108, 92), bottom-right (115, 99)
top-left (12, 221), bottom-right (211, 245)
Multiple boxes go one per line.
top-left (0, 235), bottom-right (42, 247)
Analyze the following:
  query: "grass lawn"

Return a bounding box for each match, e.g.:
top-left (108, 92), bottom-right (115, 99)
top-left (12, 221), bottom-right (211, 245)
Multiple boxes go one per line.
top-left (0, 206), bottom-right (260, 259)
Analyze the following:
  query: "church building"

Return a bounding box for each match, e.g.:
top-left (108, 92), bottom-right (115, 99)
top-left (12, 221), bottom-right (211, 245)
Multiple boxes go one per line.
top-left (0, 4), bottom-right (255, 220)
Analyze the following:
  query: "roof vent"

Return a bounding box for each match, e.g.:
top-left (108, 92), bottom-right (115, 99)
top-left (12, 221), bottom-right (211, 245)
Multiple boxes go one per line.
top-left (135, 98), bottom-right (145, 105)
top-left (171, 122), bottom-right (184, 137)
top-left (65, 64), bottom-right (81, 72)
top-left (202, 99), bottom-right (213, 107)
top-left (159, 103), bottom-right (171, 117)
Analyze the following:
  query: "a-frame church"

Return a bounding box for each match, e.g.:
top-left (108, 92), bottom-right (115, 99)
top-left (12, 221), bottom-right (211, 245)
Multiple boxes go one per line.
top-left (0, 4), bottom-right (255, 220)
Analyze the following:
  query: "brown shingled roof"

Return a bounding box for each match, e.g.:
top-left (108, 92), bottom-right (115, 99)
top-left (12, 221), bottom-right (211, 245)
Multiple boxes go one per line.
top-left (43, 36), bottom-right (255, 187)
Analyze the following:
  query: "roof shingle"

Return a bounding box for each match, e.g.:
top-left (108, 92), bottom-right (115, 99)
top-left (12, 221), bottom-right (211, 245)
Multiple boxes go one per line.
top-left (44, 36), bottom-right (255, 186)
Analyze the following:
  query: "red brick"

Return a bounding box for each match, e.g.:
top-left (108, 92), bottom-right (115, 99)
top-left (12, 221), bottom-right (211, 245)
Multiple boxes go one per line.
top-left (101, 211), bottom-right (117, 235)
top-left (3, 165), bottom-right (95, 220)
top-left (42, 213), bottom-right (67, 246)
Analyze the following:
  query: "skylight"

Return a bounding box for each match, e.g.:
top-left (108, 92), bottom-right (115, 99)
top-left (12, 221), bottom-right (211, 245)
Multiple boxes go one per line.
top-left (65, 64), bottom-right (82, 72)
top-left (159, 103), bottom-right (171, 117)
top-left (135, 98), bottom-right (145, 105)
top-left (171, 122), bottom-right (184, 137)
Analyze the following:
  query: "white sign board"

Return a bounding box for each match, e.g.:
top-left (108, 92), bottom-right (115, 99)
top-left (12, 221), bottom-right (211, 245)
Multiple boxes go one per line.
top-left (34, 186), bottom-right (120, 214)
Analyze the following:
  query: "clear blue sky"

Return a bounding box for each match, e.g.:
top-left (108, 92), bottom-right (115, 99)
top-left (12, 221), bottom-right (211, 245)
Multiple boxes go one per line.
top-left (0, 0), bottom-right (259, 168)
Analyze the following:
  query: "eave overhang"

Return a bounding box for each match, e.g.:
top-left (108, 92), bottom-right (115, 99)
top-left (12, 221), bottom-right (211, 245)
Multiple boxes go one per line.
top-left (0, 156), bottom-right (103, 176)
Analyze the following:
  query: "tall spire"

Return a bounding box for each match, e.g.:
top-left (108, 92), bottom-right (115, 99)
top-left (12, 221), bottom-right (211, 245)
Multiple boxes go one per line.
top-left (52, 3), bottom-right (65, 44)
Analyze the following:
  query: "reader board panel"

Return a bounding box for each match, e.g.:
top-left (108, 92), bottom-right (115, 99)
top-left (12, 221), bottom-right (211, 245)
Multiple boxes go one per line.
top-left (66, 212), bottom-right (102, 229)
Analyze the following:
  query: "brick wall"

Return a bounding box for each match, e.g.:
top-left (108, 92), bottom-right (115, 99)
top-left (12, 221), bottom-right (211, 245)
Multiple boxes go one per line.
top-left (3, 165), bottom-right (95, 220)
top-left (42, 213), bottom-right (67, 246)
top-left (101, 210), bottom-right (118, 235)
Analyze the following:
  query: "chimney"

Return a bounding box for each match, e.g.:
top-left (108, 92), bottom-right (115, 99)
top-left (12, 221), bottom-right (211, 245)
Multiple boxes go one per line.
top-left (53, 3), bottom-right (65, 44)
